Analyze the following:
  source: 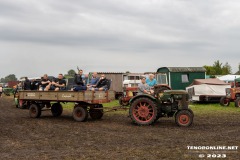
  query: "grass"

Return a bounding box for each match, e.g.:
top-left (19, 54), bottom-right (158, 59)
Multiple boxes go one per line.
top-left (61, 100), bottom-right (240, 115)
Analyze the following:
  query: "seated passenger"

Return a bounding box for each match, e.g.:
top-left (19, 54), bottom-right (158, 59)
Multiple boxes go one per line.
top-left (146, 74), bottom-right (157, 87)
top-left (91, 74), bottom-right (109, 91)
top-left (51, 74), bottom-right (66, 91)
top-left (23, 77), bottom-right (31, 90)
top-left (72, 70), bottom-right (87, 91)
top-left (138, 76), bottom-right (154, 95)
top-left (87, 72), bottom-right (100, 90)
top-left (40, 74), bottom-right (51, 91)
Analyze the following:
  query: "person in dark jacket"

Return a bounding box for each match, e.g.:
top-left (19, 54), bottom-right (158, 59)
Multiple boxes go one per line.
top-left (91, 74), bottom-right (109, 91)
top-left (72, 69), bottom-right (87, 91)
top-left (23, 77), bottom-right (31, 90)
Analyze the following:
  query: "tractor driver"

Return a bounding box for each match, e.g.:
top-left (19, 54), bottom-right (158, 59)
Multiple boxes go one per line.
top-left (138, 76), bottom-right (154, 95)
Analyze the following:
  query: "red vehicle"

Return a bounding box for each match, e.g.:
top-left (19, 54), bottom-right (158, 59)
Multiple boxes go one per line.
top-left (220, 79), bottom-right (240, 107)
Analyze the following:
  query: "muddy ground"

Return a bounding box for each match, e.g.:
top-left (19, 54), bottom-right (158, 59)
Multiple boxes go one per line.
top-left (0, 96), bottom-right (240, 160)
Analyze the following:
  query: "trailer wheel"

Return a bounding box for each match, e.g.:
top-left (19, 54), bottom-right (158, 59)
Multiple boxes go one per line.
top-left (73, 106), bottom-right (88, 122)
top-left (29, 104), bottom-right (41, 118)
top-left (89, 105), bottom-right (103, 120)
top-left (175, 110), bottom-right (193, 127)
top-left (129, 97), bottom-right (157, 125)
top-left (220, 97), bottom-right (230, 106)
top-left (51, 103), bottom-right (63, 117)
top-left (234, 98), bottom-right (240, 107)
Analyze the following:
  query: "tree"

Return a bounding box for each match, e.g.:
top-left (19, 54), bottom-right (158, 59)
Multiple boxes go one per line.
top-left (64, 69), bottom-right (76, 78)
top-left (1, 74), bottom-right (17, 83)
top-left (222, 62), bottom-right (232, 75)
top-left (203, 65), bottom-right (216, 75)
top-left (67, 69), bottom-right (76, 77)
top-left (236, 63), bottom-right (240, 74)
top-left (212, 60), bottom-right (222, 75)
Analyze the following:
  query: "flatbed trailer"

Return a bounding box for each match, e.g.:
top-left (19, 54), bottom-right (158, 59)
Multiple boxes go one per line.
top-left (15, 90), bottom-right (116, 122)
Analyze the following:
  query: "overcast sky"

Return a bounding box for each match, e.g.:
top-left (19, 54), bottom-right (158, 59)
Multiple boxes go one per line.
top-left (1, 0), bottom-right (240, 78)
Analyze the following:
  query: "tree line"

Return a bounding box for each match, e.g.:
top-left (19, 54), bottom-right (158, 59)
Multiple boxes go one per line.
top-left (1, 61), bottom-right (240, 83)
top-left (203, 60), bottom-right (240, 75)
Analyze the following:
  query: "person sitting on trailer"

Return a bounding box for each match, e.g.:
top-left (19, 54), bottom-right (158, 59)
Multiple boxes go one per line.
top-left (91, 74), bottom-right (109, 91)
top-left (23, 77), bottom-right (31, 90)
top-left (146, 74), bottom-right (157, 87)
top-left (40, 74), bottom-right (51, 91)
top-left (138, 76), bottom-right (154, 95)
top-left (51, 73), bottom-right (66, 91)
top-left (87, 72), bottom-right (100, 90)
top-left (72, 69), bottom-right (87, 91)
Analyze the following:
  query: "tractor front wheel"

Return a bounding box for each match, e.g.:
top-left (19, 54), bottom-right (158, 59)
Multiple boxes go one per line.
top-left (175, 110), bottom-right (193, 127)
top-left (234, 98), bottom-right (240, 107)
top-left (29, 104), bottom-right (41, 118)
top-left (220, 97), bottom-right (230, 106)
top-left (51, 103), bottom-right (63, 117)
top-left (73, 106), bottom-right (88, 122)
top-left (129, 98), bottom-right (157, 126)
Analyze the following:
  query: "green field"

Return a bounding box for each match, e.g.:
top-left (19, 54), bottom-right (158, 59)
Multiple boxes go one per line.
top-left (62, 100), bottom-right (240, 116)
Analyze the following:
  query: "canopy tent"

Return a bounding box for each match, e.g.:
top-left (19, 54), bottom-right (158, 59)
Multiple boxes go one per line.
top-left (235, 77), bottom-right (240, 83)
top-left (186, 78), bottom-right (230, 102)
top-left (189, 78), bottom-right (228, 86)
top-left (217, 75), bottom-right (240, 83)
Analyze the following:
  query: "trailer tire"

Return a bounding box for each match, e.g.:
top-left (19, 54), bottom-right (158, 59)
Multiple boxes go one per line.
top-left (73, 106), bottom-right (88, 122)
top-left (89, 105), bottom-right (103, 120)
top-left (234, 97), bottom-right (240, 108)
top-left (175, 110), bottom-right (193, 127)
top-left (51, 103), bottom-right (63, 117)
top-left (29, 104), bottom-right (41, 118)
top-left (129, 97), bottom-right (157, 126)
top-left (220, 97), bottom-right (230, 106)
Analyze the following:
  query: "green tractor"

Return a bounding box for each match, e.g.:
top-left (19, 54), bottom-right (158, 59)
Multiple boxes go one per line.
top-left (129, 90), bottom-right (194, 127)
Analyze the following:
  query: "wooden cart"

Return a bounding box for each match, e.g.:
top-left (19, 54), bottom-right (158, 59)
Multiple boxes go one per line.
top-left (16, 90), bottom-right (115, 121)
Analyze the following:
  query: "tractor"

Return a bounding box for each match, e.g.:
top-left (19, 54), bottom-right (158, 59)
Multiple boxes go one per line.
top-left (220, 87), bottom-right (240, 107)
top-left (129, 90), bottom-right (194, 127)
top-left (119, 84), bottom-right (171, 106)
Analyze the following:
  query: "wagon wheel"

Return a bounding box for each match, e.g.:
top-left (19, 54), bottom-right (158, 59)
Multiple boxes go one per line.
top-left (89, 105), bottom-right (104, 120)
top-left (51, 103), bottom-right (63, 117)
top-left (220, 97), bottom-right (230, 106)
top-left (29, 104), bottom-right (41, 118)
top-left (175, 110), bottom-right (193, 127)
top-left (234, 97), bottom-right (240, 108)
top-left (73, 105), bottom-right (88, 122)
top-left (129, 98), bottom-right (157, 125)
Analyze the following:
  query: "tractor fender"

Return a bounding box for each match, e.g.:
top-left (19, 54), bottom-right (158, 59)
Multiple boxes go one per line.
top-left (129, 94), bottom-right (157, 105)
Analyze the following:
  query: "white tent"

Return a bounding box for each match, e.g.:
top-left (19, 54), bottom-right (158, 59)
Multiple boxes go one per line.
top-left (217, 75), bottom-right (240, 83)
top-left (186, 79), bottom-right (230, 102)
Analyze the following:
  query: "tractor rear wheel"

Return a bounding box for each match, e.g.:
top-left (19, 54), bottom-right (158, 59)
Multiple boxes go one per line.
top-left (234, 98), bottom-right (240, 107)
top-left (220, 97), bottom-right (230, 106)
top-left (175, 110), bottom-right (193, 127)
top-left (51, 103), bottom-right (63, 117)
top-left (29, 104), bottom-right (41, 118)
top-left (129, 98), bottom-right (157, 125)
top-left (89, 105), bottom-right (104, 120)
top-left (73, 106), bottom-right (88, 122)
